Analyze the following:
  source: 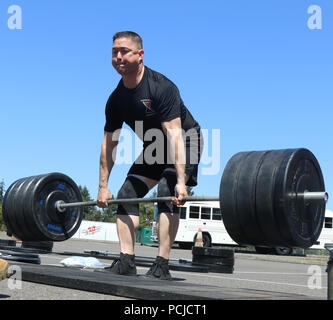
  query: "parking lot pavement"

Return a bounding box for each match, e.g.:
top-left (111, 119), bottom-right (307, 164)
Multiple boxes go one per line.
top-left (0, 233), bottom-right (330, 300)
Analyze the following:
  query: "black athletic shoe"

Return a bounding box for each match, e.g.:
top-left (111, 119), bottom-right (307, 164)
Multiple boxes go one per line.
top-left (102, 253), bottom-right (137, 276)
top-left (145, 256), bottom-right (172, 280)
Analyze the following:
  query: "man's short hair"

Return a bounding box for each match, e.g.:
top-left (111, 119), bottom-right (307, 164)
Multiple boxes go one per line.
top-left (113, 31), bottom-right (143, 49)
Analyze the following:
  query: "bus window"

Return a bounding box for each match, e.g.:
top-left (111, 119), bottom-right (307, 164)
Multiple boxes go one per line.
top-left (189, 206), bottom-right (200, 219)
top-left (179, 207), bottom-right (187, 219)
top-left (212, 208), bottom-right (222, 221)
top-left (325, 217), bottom-right (333, 229)
top-left (201, 207), bottom-right (211, 220)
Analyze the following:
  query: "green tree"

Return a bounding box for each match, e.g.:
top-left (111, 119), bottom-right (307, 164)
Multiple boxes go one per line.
top-left (186, 186), bottom-right (195, 196)
top-left (0, 180), bottom-right (4, 203)
top-left (151, 190), bottom-right (157, 198)
top-left (102, 203), bottom-right (118, 223)
top-left (139, 203), bottom-right (155, 229)
top-left (0, 202), bottom-right (5, 232)
top-left (78, 185), bottom-right (97, 220)
top-left (0, 181), bottom-right (5, 231)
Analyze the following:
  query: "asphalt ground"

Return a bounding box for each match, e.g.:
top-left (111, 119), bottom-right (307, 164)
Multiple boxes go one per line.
top-left (0, 232), bottom-right (330, 301)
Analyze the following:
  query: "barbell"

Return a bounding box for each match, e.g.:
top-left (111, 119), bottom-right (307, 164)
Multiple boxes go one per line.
top-left (2, 148), bottom-right (329, 248)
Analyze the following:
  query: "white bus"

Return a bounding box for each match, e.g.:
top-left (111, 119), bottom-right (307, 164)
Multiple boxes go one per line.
top-left (174, 201), bottom-right (234, 249)
top-left (151, 201), bottom-right (233, 249)
top-left (312, 209), bottom-right (333, 249)
top-left (151, 202), bottom-right (333, 255)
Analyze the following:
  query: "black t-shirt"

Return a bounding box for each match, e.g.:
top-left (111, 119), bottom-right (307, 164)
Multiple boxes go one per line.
top-left (104, 66), bottom-right (200, 147)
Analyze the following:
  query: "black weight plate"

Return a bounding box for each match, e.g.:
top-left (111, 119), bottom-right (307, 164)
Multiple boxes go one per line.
top-left (236, 151), bottom-right (271, 246)
top-left (27, 173), bottom-right (83, 241)
top-left (7, 178), bottom-right (32, 240)
top-left (255, 150), bottom-right (292, 247)
top-left (274, 149), bottom-right (325, 248)
top-left (12, 176), bottom-right (33, 240)
top-left (2, 179), bottom-right (17, 236)
top-left (192, 246), bottom-right (234, 258)
top-left (15, 175), bottom-right (46, 241)
top-left (21, 175), bottom-right (49, 241)
top-left (220, 152), bottom-right (253, 245)
top-left (2, 177), bottom-right (26, 240)
top-left (23, 174), bottom-right (60, 241)
top-left (191, 262), bottom-right (234, 274)
top-left (192, 256), bottom-right (235, 266)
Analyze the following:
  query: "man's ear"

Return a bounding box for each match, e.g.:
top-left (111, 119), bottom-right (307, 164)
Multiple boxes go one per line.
top-left (139, 49), bottom-right (144, 62)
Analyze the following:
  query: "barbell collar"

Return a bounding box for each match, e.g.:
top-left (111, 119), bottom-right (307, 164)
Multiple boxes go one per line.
top-left (55, 196), bottom-right (220, 212)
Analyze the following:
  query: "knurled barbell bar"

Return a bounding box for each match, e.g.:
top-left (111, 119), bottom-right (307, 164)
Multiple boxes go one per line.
top-left (55, 196), bottom-right (221, 212)
top-left (55, 193), bottom-right (328, 212)
top-left (2, 148), bottom-right (329, 248)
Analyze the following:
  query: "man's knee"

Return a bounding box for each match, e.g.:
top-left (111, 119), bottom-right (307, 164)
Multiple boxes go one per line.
top-left (157, 171), bottom-right (179, 215)
top-left (117, 176), bottom-right (149, 216)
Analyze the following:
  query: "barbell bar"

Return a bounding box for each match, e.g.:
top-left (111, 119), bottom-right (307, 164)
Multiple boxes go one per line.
top-left (55, 192), bottom-right (328, 213)
top-left (55, 196), bottom-right (221, 212)
top-left (2, 148), bottom-right (329, 248)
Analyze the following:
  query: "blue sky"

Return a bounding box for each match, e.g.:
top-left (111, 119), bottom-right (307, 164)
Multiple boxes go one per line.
top-left (0, 1), bottom-right (332, 211)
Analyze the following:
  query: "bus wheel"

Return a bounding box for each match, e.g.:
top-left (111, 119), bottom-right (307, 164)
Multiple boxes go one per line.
top-left (193, 233), bottom-right (212, 248)
top-left (202, 233), bottom-right (212, 247)
top-left (254, 246), bottom-right (273, 254)
top-left (274, 247), bottom-right (292, 255)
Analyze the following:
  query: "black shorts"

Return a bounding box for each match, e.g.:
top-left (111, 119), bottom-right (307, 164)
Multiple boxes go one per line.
top-left (128, 126), bottom-right (203, 187)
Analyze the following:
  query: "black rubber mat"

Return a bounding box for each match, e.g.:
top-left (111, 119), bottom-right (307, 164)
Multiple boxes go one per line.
top-left (12, 263), bottom-right (311, 300)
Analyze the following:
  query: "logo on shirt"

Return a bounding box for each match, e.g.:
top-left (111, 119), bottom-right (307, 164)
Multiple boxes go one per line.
top-left (141, 99), bottom-right (155, 116)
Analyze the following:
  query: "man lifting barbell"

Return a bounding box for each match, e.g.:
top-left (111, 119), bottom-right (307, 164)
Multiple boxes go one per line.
top-left (96, 31), bottom-right (203, 280)
top-left (2, 34), bottom-right (329, 281)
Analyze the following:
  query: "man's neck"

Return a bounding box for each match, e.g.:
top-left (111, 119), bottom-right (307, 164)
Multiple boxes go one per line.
top-left (122, 65), bottom-right (145, 89)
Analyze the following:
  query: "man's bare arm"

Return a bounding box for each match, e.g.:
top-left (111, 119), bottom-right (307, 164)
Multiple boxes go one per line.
top-left (97, 130), bottom-right (120, 207)
top-left (161, 117), bottom-right (187, 205)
